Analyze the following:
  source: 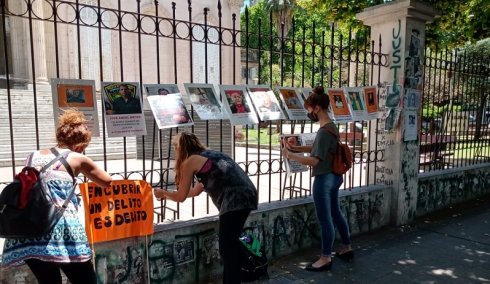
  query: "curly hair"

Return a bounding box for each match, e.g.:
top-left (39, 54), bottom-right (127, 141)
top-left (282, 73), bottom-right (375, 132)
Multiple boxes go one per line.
top-left (56, 109), bottom-right (92, 151)
top-left (171, 132), bottom-right (206, 187)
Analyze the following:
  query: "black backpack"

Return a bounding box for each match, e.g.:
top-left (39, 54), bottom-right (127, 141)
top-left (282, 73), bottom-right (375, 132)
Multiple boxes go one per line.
top-left (239, 233), bottom-right (269, 282)
top-left (0, 148), bottom-right (76, 238)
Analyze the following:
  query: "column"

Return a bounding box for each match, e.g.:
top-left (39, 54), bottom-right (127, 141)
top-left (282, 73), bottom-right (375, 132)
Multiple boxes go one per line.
top-left (8, 0), bottom-right (29, 80)
top-left (356, 0), bottom-right (439, 225)
top-left (31, 0), bottom-right (48, 83)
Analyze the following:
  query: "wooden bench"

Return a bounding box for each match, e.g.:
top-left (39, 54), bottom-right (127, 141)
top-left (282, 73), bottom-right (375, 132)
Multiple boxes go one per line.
top-left (338, 131), bottom-right (365, 146)
top-left (337, 122), bottom-right (366, 146)
top-left (419, 140), bottom-right (455, 170)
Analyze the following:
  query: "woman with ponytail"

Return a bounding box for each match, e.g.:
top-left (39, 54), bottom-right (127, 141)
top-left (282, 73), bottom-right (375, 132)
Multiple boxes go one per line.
top-left (154, 132), bottom-right (257, 284)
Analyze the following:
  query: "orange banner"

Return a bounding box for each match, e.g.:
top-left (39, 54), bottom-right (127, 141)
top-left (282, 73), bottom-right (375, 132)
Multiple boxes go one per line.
top-left (79, 180), bottom-right (154, 243)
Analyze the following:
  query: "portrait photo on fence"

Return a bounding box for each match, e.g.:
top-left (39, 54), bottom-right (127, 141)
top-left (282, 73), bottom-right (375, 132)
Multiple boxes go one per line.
top-left (363, 86), bottom-right (379, 120)
top-left (184, 83), bottom-right (226, 120)
top-left (220, 85), bottom-right (259, 126)
top-left (101, 82), bottom-right (147, 137)
top-left (51, 78), bottom-right (100, 137)
top-left (300, 87), bottom-right (313, 101)
top-left (247, 85), bottom-right (285, 121)
top-left (275, 87), bottom-right (308, 120)
top-left (144, 84), bottom-right (194, 129)
top-left (345, 87), bottom-right (368, 121)
top-left (327, 88), bottom-right (352, 122)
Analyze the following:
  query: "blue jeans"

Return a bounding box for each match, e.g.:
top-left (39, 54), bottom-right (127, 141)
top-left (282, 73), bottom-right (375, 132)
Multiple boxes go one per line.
top-left (312, 173), bottom-right (351, 256)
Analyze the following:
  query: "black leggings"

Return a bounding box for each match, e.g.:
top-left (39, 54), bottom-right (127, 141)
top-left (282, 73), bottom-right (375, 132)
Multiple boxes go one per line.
top-left (219, 209), bottom-right (251, 284)
top-left (25, 258), bottom-right (97, 284)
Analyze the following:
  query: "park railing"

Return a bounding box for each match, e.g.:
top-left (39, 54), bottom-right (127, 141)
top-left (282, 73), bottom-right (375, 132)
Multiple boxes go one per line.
top-left (420, 46), bottom-right (490, 172)
top-left (0, 0), bottom-right (388, 222)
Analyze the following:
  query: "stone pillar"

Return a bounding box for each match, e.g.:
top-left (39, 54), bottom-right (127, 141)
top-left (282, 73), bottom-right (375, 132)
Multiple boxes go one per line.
top-left (8, 0), bottom-right (30, 81)
top-left (227, 0), bottom-right (244, 84)
top-left (356, 0), bottom-right (439, 225)
top-left (31, 0), bottom-right (48, 83)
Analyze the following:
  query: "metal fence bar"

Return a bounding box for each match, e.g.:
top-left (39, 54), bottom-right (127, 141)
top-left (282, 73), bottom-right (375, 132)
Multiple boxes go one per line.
top-left (0, 0), bottom-right (391, 222)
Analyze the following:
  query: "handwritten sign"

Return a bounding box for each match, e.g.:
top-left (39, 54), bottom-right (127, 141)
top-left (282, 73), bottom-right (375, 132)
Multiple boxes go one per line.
top-left (79, 180), bottom-right (154, 243)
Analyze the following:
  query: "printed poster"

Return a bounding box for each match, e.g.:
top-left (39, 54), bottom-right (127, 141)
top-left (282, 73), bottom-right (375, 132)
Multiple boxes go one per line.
top-left (184, 83), bottom-right (226, 120)
top-left (300, 132), bottom-right (317, 146)
top-left (403, 88), bottom-right (420, 110)
top-left (79, 180), bottom-right (154, 243)
top-left (220, 85), bottom-right (259, 126)
top-left (144, 84), bottom-right (194, 129)
top-left (404, 110), bottom-right (418, 141)
top-left (102, 82), bottom-right (147, 137)
top-left (281, 134), bottom-right (308, 177)
top-left (384, 107), bottom-right (402, 132)
top-left (275, 87), bottom-right (308, 120)
top-left (327, 88), bottom-right (352, 122)
top-left (300, 87), bottom-right (313, 101)
top-left (246, 85), bottom-right (285, 121)
top-left (50, 78), bottom-right (100, 137)
top-left (386, 84), bottom-right (403, 108)
top-left (345, 87), bottom-right (367, 121)
top-left (363, 86), bottom-right (378, 120)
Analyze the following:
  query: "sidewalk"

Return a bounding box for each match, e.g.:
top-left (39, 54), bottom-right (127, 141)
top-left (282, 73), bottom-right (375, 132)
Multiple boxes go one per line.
top-left (259, 195), bottom-right (490, 283)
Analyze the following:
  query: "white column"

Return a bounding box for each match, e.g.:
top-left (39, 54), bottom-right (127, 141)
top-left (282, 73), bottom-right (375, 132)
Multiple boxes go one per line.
top-left (30, 0), bottom-right (48, 83)
top-left (356, 0), bottom-right (439, 225)
top-left (8, 0), bottom-right (29, 80)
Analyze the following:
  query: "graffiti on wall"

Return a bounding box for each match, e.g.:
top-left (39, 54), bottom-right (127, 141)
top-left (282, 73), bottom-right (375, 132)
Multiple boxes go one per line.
top-left (383, 19), bottom-right (403, 132)
top-left (417, 169), bottom-right (490, 215)
top-left (202, 234), bottom-right (220, 265)
top-left (148, 240), bottom-right (176, 283)
top-left (271, 208), bottom-right (319, 256)
top-left (400, 141), bottom-right (419, 221)
top-left (95, 244), bottom-right (146, 284)
top-left (341, 192), bottom-right (385, 234)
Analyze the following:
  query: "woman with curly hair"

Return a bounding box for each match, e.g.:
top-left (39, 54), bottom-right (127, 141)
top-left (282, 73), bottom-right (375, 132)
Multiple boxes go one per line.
top-left (2, 109), bottom-right (112, 284)
top-left (154, 132), bottom-right (257, 284)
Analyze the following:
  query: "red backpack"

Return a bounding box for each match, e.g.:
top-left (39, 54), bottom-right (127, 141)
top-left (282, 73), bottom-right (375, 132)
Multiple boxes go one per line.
top-left (322, 126), bottom-right (353, 175)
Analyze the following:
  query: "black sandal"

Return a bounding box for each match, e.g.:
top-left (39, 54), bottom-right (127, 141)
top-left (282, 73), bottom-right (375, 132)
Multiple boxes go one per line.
top-left (335, 250), bottom-right (354, 262)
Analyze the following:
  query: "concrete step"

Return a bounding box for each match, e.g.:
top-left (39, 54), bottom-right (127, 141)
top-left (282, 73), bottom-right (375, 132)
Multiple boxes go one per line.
top-left (0, 89), bottom-right (142, 167)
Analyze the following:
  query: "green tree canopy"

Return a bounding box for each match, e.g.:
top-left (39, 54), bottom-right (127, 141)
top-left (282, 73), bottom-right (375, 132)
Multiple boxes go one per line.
top-left (293, 0), bottom-right (490, 48)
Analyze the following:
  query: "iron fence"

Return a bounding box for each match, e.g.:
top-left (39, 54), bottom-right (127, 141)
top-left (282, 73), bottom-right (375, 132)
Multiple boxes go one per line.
top-left (0, 0), bottom-right (388, 221)
top-left (420, 46), bottom-right (490, 172)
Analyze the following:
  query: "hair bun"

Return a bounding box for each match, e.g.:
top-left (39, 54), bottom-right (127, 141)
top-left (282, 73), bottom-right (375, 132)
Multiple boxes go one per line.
top-left (313, 86), bottom-right (325, 95)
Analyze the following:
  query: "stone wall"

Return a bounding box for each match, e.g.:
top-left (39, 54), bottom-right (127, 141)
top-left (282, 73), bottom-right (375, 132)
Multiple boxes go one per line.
top-left (417, 164), bottom-right (490, 216)
top-left (2, 163), bottom-right (490, 283)
top-left (0, 185), bottom-right (391, 284)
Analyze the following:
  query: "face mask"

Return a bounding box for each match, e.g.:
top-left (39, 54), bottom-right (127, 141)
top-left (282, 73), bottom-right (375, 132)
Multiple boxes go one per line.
top-left (307, 111), bottom-right (319, 122)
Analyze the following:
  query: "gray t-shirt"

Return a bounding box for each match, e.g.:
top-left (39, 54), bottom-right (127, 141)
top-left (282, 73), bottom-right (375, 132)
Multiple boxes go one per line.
top-left (310, 123), bottom-right (338, 176)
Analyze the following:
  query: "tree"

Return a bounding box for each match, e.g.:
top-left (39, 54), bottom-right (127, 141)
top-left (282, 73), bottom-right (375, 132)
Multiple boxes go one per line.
top-left (453, 38), bottom-right (490, 139)
top-left (424, 0), bottom-right (490, 48)
top-left (295, 0), bottom-right (490, 48)
top-left (264, 0), bottom-right (296, 46)
top-left (242, 0), bottom-right (371, 88)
